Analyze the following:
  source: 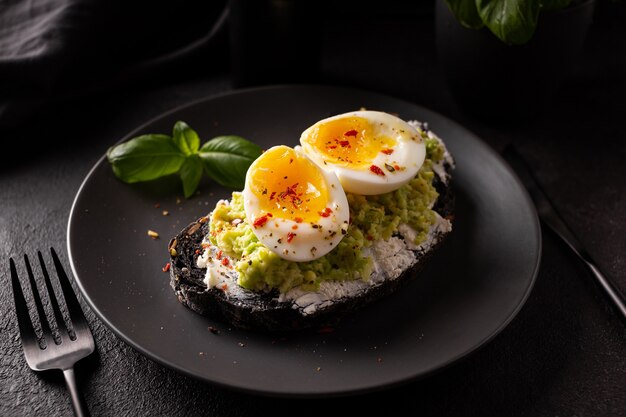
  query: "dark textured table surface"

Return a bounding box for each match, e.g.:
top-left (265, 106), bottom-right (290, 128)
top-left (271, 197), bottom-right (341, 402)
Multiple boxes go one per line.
top-left (1, 3), bottom-right (625, 416)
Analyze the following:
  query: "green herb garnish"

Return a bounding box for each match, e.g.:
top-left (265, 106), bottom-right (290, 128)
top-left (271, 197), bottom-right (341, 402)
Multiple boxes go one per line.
top-left (106, 121), bottom-right (262, 197)
top-left (444, 0), bottom-right (573, 45)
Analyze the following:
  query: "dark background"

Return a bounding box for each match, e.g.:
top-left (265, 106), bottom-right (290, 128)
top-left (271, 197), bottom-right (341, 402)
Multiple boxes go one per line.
top-left (1, 0), bottom-right (625, 416)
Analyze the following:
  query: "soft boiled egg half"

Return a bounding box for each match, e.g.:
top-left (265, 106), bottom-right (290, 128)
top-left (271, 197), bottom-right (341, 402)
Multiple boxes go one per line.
top-left (242, 145), bottom-right (350, 262)
top-left (299, 110), bottom-right (426, 195)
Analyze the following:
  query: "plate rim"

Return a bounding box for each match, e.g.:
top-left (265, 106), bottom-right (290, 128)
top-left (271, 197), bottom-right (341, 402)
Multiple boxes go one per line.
top-left (66, 84), bottom-right (542, 397)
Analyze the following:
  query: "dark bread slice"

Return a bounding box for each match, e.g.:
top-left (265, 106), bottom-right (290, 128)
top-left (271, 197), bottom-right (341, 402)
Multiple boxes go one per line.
top-left (169, 165), bottom-right (454, 332)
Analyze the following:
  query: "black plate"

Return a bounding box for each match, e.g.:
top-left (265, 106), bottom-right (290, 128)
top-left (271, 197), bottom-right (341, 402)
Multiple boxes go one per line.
top-left (67, 85), bottom-right (541, 397)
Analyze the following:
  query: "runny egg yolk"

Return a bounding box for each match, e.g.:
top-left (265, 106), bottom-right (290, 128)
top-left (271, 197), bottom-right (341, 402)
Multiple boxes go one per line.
top-left (249, 146), bottom-right (329, 223)
top-left (302, 116), bottom-right (396, 167)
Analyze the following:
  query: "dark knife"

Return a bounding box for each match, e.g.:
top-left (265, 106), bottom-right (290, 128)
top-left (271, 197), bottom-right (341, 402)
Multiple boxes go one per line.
top-left (503, 146), bottom-right (626, 322)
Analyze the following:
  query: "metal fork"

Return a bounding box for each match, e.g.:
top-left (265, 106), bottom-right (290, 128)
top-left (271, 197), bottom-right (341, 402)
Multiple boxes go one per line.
top-left (10, 248), bottom-right (94, 417)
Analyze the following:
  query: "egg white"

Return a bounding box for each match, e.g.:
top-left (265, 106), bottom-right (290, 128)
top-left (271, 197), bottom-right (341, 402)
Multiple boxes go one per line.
top-left (242, 146), bottom-right (350, 262)
top-left (299, 111), bottom-right (426, 195)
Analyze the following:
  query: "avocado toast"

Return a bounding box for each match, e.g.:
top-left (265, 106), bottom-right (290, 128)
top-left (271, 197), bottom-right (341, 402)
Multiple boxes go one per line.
top-left (169, 117), bottom-right (454, 331)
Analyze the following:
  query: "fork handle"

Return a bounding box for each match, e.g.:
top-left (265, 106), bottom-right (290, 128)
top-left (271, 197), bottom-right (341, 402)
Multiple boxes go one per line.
top-left (63, 367), bottom-right (91, 417)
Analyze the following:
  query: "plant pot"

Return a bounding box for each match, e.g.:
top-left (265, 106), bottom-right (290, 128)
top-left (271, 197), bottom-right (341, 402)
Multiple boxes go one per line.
top-left (435, 0), bottom-right (596, 121)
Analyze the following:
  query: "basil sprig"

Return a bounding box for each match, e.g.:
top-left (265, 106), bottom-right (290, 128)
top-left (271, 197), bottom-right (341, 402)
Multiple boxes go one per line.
top-left (107, 121), bottom-right (262, 197)
top-left (444, 0), bottom-right (572, 45)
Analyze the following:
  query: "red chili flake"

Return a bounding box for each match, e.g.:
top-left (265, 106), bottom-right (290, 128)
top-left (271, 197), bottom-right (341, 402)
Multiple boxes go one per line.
top-left (344, 129), bottom-right (358, 137)
top-left (381, 148), bottom-right (394, 155)
top-left (366, 235), bottom-right (374, 241)
top-left (369, 165), bottom-right (385, 176)
top-left (221, 283), bottom-right (228, 291)
top-left (253, 214), bottom-right (270, 227)
top-left (162, 262), bottom-right (171, 272)
top-left (291, 225), bottom-right (298, 230)
top-left (319, 208), bottom-right (333, 217)
top-left (269, 191), bottom-right (276, 200)
top-left (221, 258), bottom-right (229, 266)
top-left (273, 184), bottom-right (304, 209)
top-left (201, 242), bottom-right (211, 249)
top-left (294, 217), bottom-right (303, 223)
top-left (327, 145), bottom-right (337, 149)
top-left (339, 140), bottom-right (350, 147)
top-left (195, 249), bottom-right (201, 255)
top-left (216, 250), bottom-right (223, 260)
top-left (394, 164), bottom-right (401, 171)
top-left (287, 232), bottom-right (296, 243)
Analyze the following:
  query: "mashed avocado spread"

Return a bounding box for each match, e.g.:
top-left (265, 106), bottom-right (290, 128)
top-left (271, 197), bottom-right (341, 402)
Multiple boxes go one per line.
top-left (208, 136), bottom-right (445, 294)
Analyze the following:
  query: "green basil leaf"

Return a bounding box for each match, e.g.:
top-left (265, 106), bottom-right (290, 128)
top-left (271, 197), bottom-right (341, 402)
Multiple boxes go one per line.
top-left (540, 0), bottom-right (571, 11)
top-left (198, 136), bottom-right (263, 189)
top-left (106, 134), bottom-right (186, 183)
top-left (476, 0), bottom-right (540, 45)
top-left (444, 0), bottom-right (484, 29)
top-left (179, 155), bottom-right (203, 198)
top-left (173, 121), bottom-right (200, 156)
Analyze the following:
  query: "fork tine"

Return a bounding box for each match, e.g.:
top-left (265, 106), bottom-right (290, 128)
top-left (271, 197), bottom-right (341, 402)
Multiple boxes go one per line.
top-left (50, 248), bottom-right (89, 334)
top-left (10, 258), bottom-right (39, 348)
top-left (38, 251), bottom-right (70, 341)
top-left (23, 254), bottom-right (54, 343)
